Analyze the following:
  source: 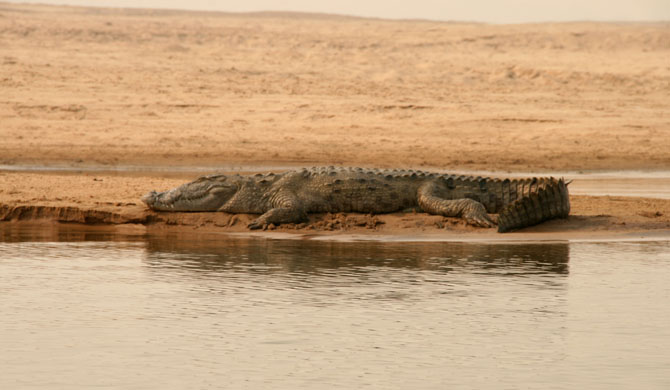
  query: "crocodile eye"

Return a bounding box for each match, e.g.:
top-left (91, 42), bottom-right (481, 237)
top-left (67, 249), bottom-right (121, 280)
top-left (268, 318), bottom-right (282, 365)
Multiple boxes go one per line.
top-left (209, 187), bottom-right (229, 194)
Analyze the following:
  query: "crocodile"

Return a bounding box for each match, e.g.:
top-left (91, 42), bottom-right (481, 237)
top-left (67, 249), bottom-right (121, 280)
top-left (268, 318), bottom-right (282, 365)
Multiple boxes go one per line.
top-left (141, 167), bottom-right (570, 232)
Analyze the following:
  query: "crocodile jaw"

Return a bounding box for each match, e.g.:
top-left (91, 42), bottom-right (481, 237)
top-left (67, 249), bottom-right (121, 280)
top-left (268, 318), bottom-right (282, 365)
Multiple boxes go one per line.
top-left (141, 183), bottom-right (236, 211)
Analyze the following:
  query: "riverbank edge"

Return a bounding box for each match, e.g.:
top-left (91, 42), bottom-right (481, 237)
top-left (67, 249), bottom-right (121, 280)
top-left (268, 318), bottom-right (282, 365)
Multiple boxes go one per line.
top-left (2, 195), bottom-right (670, 243)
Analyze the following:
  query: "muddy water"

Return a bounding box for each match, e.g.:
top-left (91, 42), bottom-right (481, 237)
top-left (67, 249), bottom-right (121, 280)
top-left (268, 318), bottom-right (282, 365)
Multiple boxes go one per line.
top-left (1, 225), bottom-right (669, 389)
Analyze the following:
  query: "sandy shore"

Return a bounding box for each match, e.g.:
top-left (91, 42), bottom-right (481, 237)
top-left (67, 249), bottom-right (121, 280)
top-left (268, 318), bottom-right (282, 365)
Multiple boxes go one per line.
top-left (1, 171), bottom-right (669, 240)
top-left (1, 3), bottom-right (669, 239)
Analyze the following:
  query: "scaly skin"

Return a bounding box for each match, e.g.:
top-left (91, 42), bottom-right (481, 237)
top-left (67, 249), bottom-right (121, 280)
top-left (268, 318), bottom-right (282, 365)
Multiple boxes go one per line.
top-left (141, 167), bottom-right (570, 232)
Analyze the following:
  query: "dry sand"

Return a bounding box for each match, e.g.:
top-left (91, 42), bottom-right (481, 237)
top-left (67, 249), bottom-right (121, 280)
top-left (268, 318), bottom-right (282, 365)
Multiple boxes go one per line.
top-left (1, 3), bottom-right (669, 239)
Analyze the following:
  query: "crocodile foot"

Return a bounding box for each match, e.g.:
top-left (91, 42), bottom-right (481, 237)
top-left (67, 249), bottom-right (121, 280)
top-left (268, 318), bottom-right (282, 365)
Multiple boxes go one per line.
top-left (247, 219), bottom-right (266, 230)
top-left (462, 204), bottom-right (497, 228)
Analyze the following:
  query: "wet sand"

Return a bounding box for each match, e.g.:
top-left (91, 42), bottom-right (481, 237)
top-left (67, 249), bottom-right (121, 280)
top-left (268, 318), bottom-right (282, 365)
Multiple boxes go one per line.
top-left (1, 3), bottom-right (669, 238)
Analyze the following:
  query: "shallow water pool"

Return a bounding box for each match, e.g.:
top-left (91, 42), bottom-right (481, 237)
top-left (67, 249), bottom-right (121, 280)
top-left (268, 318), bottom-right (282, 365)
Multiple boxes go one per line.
top-left (1, 224), bottom-right (669, 389)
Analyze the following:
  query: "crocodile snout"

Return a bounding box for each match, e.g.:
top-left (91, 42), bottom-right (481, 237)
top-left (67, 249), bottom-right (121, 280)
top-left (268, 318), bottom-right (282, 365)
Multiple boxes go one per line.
top-left (141, 190), bottom-right (159, 208)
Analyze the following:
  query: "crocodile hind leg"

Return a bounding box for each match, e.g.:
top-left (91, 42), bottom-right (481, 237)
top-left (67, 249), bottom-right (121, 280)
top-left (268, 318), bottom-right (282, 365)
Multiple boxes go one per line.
top-left (417, 181), bottom-right (496, 228)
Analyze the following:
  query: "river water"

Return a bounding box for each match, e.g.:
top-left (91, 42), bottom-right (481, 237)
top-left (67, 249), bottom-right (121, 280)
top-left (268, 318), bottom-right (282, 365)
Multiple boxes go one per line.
top-left (1, 224), bottom-right (669, 389)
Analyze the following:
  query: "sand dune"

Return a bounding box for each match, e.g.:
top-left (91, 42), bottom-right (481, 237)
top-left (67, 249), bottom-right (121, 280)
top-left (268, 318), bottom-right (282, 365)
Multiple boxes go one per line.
top-left (1, 2), bottom-right (669, 172)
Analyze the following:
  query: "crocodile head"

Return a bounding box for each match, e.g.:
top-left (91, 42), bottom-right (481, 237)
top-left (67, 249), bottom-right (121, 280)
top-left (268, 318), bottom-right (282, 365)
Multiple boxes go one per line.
top-left (141, 174), bottom-right (238, 211)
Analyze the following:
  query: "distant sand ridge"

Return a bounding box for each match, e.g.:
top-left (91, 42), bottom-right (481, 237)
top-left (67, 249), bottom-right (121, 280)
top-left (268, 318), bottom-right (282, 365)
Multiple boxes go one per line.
top-left (0, 2), bottom-right (669, 171)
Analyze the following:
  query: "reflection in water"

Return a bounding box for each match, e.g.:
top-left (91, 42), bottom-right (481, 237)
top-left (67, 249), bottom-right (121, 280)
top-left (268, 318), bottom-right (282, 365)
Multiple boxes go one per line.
top-left (0, 224), bottom-right (569, 274)
top-left (0, 223), bottom-right (145, 244)
top-left (140, 235), bottom-right (569, 311)
top-left (144, 233), bottom-right (569, 276)
top-left (1, 224), bottom-right (669, 390)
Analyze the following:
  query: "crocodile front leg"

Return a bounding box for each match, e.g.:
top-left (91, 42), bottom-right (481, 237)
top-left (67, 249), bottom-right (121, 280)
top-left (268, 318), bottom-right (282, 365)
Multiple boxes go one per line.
top-left (247, 206), bottom-right (308, 229)
top-left (417, 181), bottom-right (496, 228)
top-left (247, 189), bottom-right (308, 229)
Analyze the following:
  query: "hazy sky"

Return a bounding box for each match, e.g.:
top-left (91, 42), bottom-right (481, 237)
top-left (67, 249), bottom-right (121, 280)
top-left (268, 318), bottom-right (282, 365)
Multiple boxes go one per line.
top-left (6, 0), bottom-right (670, 23)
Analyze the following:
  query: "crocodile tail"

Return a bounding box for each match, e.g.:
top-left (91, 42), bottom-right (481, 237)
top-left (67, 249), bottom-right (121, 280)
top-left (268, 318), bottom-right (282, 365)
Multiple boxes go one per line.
top-left (497, 178), bottom-right (570, 233)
